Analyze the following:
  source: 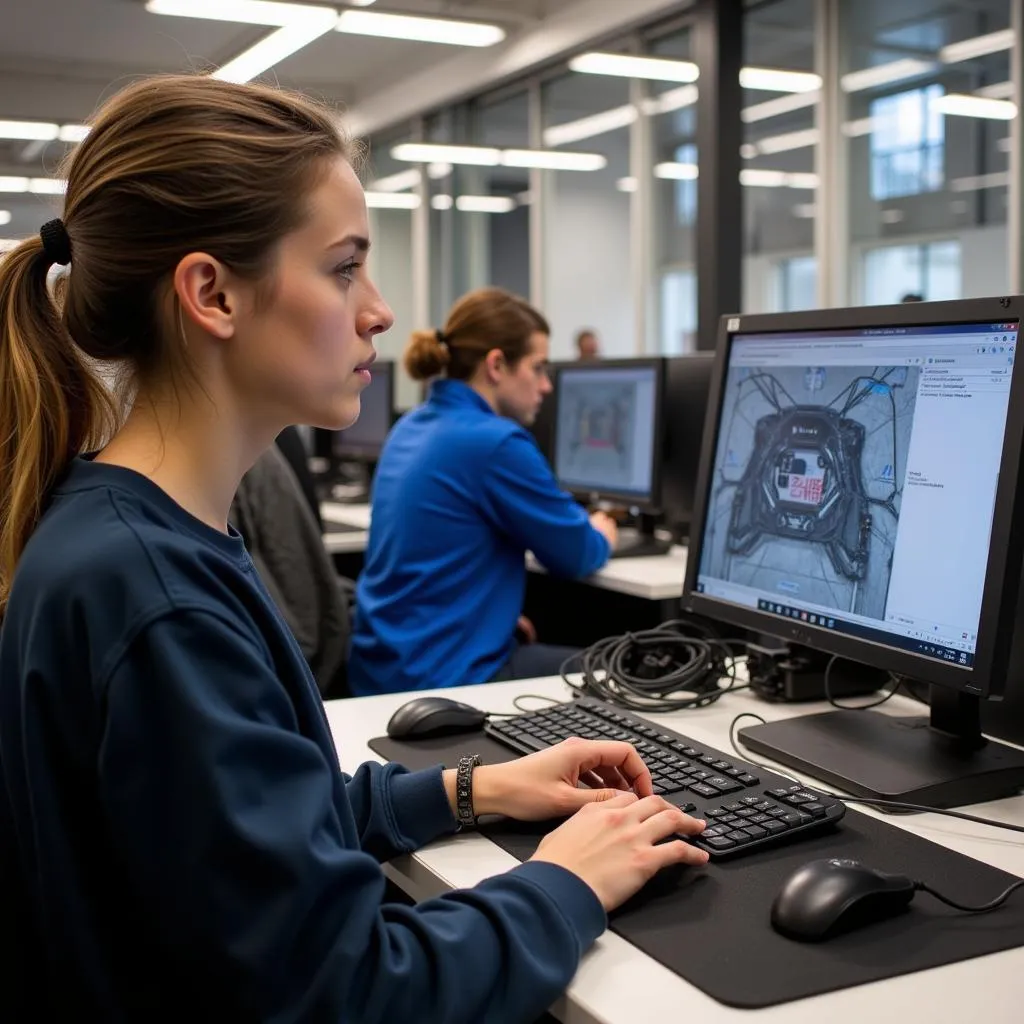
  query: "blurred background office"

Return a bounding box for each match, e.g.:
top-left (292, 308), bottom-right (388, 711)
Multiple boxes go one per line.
top-left (0, 0), bottom-right (1021, 413)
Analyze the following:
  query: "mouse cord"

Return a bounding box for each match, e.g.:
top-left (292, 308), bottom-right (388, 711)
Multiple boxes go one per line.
top-left (728, 714), bottom-right (1024, 836)
top-left (914, 878), bottom-right (1024, 913)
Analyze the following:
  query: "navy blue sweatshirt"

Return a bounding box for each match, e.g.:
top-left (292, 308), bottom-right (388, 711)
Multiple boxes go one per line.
top-left (0, 459), bottom-right (605, 1023)
top-left (349, 380), bottom-right (611, 696)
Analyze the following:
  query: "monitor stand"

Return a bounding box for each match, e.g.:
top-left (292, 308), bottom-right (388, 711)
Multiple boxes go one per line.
top-left (739, 685), bottom-right (1024, 810)
top-left (608, 512), bottom-right (673, 559)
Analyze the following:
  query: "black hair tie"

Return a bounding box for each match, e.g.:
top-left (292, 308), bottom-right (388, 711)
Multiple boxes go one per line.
top-left (40, 218), bottom-right (72, 267)
top-left (435, 328), bottom-right (449, 350)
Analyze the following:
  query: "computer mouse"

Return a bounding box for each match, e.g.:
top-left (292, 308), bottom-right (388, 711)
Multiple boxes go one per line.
top-left (386, 697), bottom-right (489, 740)
top-left (770, 858), bottom-right (917, 942)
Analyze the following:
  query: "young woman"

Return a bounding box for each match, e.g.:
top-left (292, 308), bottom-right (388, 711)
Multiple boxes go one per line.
top-left (0, 76), bottom-right (707, 1022)
top-left (349, 288), bottom-right (618, 697)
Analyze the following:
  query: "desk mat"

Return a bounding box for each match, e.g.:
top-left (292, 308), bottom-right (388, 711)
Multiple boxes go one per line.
top-left (369, 731), bottom-right (1024, 1009)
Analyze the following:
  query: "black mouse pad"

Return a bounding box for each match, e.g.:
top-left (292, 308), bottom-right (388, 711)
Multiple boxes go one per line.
top-left (369, 731), bottom-right (1024, 1009)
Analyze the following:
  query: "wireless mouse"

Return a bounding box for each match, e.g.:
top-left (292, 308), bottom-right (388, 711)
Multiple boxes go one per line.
top-left (386, 697), bottom-right (488, 740)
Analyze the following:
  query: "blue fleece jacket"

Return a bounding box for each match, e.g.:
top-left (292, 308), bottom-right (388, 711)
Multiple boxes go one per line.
top-left (349, 380), bottom-right (611, 695)
top-left (0, 458), bottom-right (606, 1023)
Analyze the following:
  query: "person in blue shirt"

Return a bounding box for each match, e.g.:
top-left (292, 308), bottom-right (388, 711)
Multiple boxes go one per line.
top-left (350, 288), bottom-right (618, 696)
top-left (0, 75), bottom-right (708, 1023)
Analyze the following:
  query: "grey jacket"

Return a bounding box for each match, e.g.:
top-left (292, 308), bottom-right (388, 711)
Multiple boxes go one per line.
top-left (230, 444), bottom-right (350, 695)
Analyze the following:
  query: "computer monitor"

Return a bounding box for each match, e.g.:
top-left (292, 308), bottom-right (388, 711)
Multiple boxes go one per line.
top-left (660, 353), bottom-right (714, 539)
top-left (332, 359), bottom-right (395, 461)
top-left (682, 298), bottom-right (1024, 808)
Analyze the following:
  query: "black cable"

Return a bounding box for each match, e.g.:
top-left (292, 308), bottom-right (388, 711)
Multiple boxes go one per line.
top-left (915, 878), bottom-right (1024, 913)
top-left (727, 713), bottom-right (1024, 836)
top-left (511, 693), bottom-right (563, 713)
top-left (560, 619), bottom-right (750, 714)
top-left (823, 653), bottom-right (905, 710)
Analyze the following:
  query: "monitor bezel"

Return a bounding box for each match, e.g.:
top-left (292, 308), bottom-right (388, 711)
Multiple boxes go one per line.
top-left (333, 359), bottom-right (396, 460)
top-left (551, 356), bottom-right (666, 510)
top-left (681, 297), bottom-right (1024, 700)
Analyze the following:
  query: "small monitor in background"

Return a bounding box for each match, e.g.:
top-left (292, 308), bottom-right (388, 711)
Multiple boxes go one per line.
top-left (552, 358), bottom-right (668, 557)
top-left (333, 360), bottom-right (395, 460)
top-left (660, 353), bottom-right (715, 541)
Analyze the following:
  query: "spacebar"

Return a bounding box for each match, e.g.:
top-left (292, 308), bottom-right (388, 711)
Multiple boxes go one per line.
top-left (511, 734), bottom-right (550, 752)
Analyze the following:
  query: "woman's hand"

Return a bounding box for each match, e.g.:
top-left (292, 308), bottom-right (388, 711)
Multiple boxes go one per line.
top-left (445, 737), bottom-right (656, 822)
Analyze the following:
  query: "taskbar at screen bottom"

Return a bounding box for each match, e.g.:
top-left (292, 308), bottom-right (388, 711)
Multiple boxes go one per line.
top-left (693, 582), bottom-right (975, 668)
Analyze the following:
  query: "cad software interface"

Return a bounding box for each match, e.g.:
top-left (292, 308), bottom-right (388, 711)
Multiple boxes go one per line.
top-left (335, 364), bottom-right (392, 454)
top-left (554, 365), bottom-right (657, 500)
top-left (695, 320), bottom-right (1019, 667)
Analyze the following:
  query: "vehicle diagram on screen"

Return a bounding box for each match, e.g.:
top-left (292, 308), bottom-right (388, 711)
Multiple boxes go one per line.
top-left (699, 364), bottom-right (919, 618)
top-left (558, 381), bottom-right (638, 485)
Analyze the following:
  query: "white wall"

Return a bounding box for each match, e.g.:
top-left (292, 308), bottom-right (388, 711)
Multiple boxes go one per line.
top-left (544, 176), bottom-right (633, 360)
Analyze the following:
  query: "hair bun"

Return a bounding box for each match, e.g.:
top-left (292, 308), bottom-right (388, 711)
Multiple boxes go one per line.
top-left (404, 328), bottom-right (450, 381)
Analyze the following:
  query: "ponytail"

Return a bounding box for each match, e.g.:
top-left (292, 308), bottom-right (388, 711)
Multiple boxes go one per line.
top-left (0, 238), bottom-right (116, 612)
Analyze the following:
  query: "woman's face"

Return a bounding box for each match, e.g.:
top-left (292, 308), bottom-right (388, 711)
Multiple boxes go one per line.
top-left (227, 157), bottom-right (394, 432)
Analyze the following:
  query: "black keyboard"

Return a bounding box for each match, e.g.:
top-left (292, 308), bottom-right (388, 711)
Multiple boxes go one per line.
top-left (485, 697), bottom-right (844, 859)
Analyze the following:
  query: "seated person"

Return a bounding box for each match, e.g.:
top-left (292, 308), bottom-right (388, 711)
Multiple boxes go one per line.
top-left (348, 287), bottom-right (618, 696)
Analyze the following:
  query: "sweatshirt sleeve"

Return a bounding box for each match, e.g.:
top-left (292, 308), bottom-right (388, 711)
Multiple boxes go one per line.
top-left (97, 608), bottom-right (606, 1023)
top-left (481, 431), bottom-right (611, 578)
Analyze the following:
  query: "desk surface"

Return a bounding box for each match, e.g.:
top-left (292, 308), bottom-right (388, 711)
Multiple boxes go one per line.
top-left (325, 679), bottom-right (1024, 1024)
top-left (320, 502), bottom-right (686, 600)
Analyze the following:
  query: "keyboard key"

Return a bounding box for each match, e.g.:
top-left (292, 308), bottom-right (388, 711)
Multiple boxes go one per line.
top-left (698, 755), bottom-right (718, 765)
top-left (719, 814), bottom-right (741, 825)
top-left (724, 767), bottom-right (746, 778)
top-left (723, 801), bottom-right (745, 812)
top-left (767, 787), bottom-right (791, 799)
top-left (681, 747), bottom-right (701, 758)
top-left (741, 796), bottom-right (762, 806)
top-left (688, 782), bottom-right (719, 799)
top-left (736, 773), bottom-right (759, 786)
top-left (740, 824), bottom-right (768, 839)
top-left (778, 812), bottom-right (805, 827)
top-left (704, 807), bottom-right (730, 818)
top-left (748, 813), bottom-right (771, 824)
top-left (763, 820), bottom-right (788, 835)
top-left (678, 802), bottom-right (697, 814)
top-left (703, 835), bottom-right (736, 850)
top-left (785, 793), bottom-right (812, 805)
top-left (753, 801), bottom-right (775, 812)
top-left (515, 735), bottom-right (550, 752)
top-left (802, 802), bottom-right (828, 819)
top-left (690, 770), bottom-right (712, 781)
top-left (734, 808), bottom-right (757, 818)
top-left (651, 785), bottom-right (667, 795)
top-left (710, 761), bottom-right (732, 772)
top-left (701, 826), bottom-right (727, 838)
top-left (725, 829), bottom-right (751, 842)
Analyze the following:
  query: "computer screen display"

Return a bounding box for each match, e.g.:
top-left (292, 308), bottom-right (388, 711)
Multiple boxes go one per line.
top-left (693, 317), bottom-right (1019, 671)
top-left (552, 363), bottom-right (659, 502)
top-left (334, 360), bottom-right (394, 457)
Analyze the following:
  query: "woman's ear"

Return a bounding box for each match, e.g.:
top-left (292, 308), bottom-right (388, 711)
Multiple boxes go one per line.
top-left (173, 252), bottom-right (237, 341)
top-left (484, 347), bottom-right (506, 384)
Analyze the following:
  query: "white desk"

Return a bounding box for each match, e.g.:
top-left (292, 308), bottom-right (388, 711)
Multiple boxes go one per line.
top-left (325, 679), bottom-right (1024, 1024)
top-left (320, 501), bottom-right (687, 601)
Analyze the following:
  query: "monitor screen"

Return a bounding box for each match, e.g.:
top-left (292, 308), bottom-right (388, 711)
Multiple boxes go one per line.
top-left (334, 361), bottom-right (394, 457)
top-left (552, 363), bottom-right (660, 503)
top-left (693, 316), bottom-right (1019, 672)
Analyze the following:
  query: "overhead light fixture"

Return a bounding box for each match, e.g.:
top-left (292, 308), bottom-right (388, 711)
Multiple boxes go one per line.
top-left (455, 195), bottom-right (515, 213)
top-left (0, 120), bottom-right (59, 141)
top-left (212, 12), bottom-right (338, 83)
top-left (616, 177), bottom-right (638, 193)
top-left (570, 52), bottom-right (699, 83)
top-left (367, 168), bottom-right (421, 192)
top-left (431, 194), bottom-right (454, 210)
top-left (392, 142), bottom-right (500, 166)
top-left (740, 67), bottom-right (821, 93)
top-left (0, 177), bottom-right (66, 194)
top-left (364, 191), bottom-right (420, 209)
top-left (950, 172), bottom-right (1011, 192)
top-left (792, 203), bottom-right (817, 219)
top-left (0, 211), bottom-right (11, 226)
top-left (336, 10), bottom-right (504, 47)
top-left (0, 238), bottom-right (25, 252)
top-left (0, 177), bottom-right (29, 193)
top-left (978, 81), bottom-right (1015, 100)
top-left (749, 127), bottom-right (820, 155)
top-left (840, 59), bottom-right (935, 93)
top-left (843, 117), bottom-right (876, 137)
top-left (144, 0), bottom-right (333, 26)
top-left (58, 124), bottom-right (90, 143)
top-left (543, 104), bottom-right (637, 147)
top-left (740, 169), bottom-right (818, 189)
top-left (940, 28), bottom-right (1015, 65)
top-left (742, 90), bottom-right (818, 123)
top-left (641, 84), bottom-right (699, 116)
top-left (501, 149), bottom-right (606, 171)
top-left (933, 94), bottom-right (1017, 120)
top-left (427, 162), bottom-right (453, 179)
top-left (654, 162), bottom-right (699, 180)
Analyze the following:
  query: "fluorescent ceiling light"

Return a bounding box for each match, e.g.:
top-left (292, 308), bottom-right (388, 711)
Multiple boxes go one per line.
top-left (0, 177), bottom-right (30, 193)
top-left (933, 94), bottom-right (1017, 120)
top-left (950, 172), bottom-right (1011, 192)
top-left (0, 211), bottom-right (11, 226)
top-left (792, 203), bottom-right (817, 219)
top-left (740, 143), bottom-right (758, 159)
top-left (392, 142), bottom-right (500, 166)
top-left (641, 84), bottom-right (699, 116)
top-left (364, 191), bottom-right (420, 209)
top-left (543, 104), bottom-right (637, 147)
top-left (455, 195), bottom-right (515, 213)
top-left (843, 117), bottom-right (876, 137)
top-left (367, 168), bottom-right (421, 192)
top-left (750, 127), bottom-right (820, 155)
top-left (977, 81), bottom-right (1015, 100)
top-left (570, 52), bottom-right (699, 83)
top-left (841, 59), bottom-right (936, 93)
top-left (740, 67), bottom-right (821, 93)
top-left (212, 13), bottom-right (337, 83)
top-left (616, 177), bottom-right (638, 193)
top-left (58, 124), bottom-right (90, 143)
top-left (940, 28), bottom-right (1014, 64)
top-left (336, 10), bottom-right (504, 47)
top-left (431, 194), bottom-right (454, 210)
top-left (740, 169), bottom-right (818, 189)
top-left (998, 136), bottom-right (1012, 153)
top-left (501, 149), bottom-right (606, 171)
top-left (742, 90), bottom-right (818, 123)
top-left (144, 0), bottom-right (333, 26)
top-left (0, 120), bottom-right (59, 141)
top-left (654, 162), bottom-right (699, 180)
top-left (427, 162), bottom-right (453, 179)
top-left (28, 178), bottom-right (67, 194)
